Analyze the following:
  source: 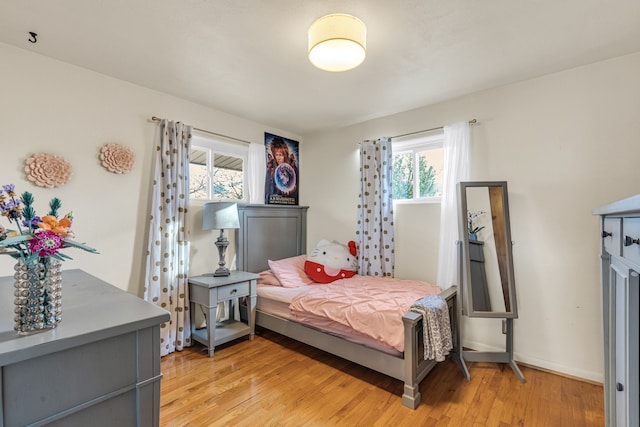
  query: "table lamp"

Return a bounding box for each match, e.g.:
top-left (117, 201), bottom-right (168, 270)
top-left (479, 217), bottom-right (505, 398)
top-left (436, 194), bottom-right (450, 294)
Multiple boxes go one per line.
top-left (202, 202), bottom-right (240, 276)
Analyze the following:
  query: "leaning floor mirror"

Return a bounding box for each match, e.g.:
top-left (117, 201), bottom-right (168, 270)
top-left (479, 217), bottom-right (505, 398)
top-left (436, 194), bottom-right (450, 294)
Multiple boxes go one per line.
top-left (457, 181), bottom-right (525, 382)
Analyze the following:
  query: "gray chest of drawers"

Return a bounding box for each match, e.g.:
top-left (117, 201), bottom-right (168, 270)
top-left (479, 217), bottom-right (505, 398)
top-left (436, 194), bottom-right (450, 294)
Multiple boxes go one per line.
top-left (594, 196), bottom-right (640, 427)
top-left (0, 269), bottom-right (170, 427)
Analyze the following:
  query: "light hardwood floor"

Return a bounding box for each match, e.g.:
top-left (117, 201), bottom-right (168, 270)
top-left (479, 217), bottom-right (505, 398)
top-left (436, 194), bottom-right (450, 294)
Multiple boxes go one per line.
top-left (160, 329), bottom-right (604, 426)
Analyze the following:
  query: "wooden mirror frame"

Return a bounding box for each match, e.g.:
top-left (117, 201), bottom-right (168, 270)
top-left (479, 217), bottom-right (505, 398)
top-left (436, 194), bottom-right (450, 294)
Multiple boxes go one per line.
top-left (457, 181), bottom-right (518, 319)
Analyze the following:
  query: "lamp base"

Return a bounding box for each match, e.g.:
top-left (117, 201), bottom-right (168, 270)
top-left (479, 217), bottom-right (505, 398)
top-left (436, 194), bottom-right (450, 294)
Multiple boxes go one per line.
top-left (213, 267), bottom-right (231, 277)
top-left (214, 231), bottom-right (231, 277)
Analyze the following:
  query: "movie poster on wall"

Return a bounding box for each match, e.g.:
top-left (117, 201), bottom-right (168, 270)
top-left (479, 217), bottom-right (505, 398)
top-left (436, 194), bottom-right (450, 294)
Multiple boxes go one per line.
top-left (264, 132), bottom-right (299, 205)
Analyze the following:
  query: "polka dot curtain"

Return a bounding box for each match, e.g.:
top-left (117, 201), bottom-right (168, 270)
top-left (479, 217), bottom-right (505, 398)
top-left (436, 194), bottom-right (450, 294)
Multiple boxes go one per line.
top-left (144, 119), bottom-right (193, 356)
top-left (356, 138), bottom-right (394, 277)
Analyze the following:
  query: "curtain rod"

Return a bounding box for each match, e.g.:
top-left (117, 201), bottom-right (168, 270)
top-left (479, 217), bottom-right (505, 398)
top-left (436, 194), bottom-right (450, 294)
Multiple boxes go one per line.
top-left (151, 116), bottom-right (252, 145)
top-left (391, 119), bottom-right (477, 139)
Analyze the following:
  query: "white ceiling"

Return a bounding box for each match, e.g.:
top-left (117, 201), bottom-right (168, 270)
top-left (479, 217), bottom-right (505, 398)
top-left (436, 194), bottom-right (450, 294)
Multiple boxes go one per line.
top-left (2, 0), bottom-right (640, 135)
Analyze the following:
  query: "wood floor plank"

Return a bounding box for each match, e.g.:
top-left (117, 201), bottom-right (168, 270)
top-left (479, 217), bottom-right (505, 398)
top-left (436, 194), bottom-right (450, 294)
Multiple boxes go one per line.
top-left (160, 329), bottom-right (604, 426)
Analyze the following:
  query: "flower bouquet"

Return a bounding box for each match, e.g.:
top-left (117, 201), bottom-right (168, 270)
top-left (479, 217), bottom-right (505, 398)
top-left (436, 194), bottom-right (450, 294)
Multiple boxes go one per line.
top-left (0, 184), bottom-right (98, 261)
top-left (0, 183), bottom-right (98, 333)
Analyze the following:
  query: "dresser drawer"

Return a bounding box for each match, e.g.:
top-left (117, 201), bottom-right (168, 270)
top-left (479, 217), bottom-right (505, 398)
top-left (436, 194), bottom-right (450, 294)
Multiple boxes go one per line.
top-left (622, 217), bottom-right (640, 266)
top-left (3, 332), bottom-right (138, 426)
top-left (217, 281), bottom-right (249, 300)
top-left (603, 217), bottom-right (622, 256)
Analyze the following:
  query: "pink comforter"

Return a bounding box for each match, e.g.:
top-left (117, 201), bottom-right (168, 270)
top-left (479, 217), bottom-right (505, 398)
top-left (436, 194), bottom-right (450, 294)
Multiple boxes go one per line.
top-left (289, 275), bottom-right (442, 352)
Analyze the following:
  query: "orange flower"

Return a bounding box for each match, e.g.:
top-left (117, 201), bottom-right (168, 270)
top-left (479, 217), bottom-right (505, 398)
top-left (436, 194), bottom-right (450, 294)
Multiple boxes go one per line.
top-left (38, 215), bottom-right (72, 236)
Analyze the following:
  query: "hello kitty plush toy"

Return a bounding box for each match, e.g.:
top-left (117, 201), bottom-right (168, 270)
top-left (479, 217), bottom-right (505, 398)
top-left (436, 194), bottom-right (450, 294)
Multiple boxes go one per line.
top-left (304, 239), bottom-right (358, 284)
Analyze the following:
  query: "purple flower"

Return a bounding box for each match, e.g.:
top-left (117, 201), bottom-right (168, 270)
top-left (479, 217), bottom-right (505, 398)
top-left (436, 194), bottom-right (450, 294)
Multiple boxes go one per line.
top-left (22, 215), bottom-right (42, 229)
top-left (28, 230), bottom-right (63, 257)
top-left (0, 188), bottom-right (23, 223)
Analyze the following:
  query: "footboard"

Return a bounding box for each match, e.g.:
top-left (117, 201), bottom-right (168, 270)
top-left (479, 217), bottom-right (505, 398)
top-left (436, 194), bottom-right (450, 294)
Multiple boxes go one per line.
top-left (402, 286), bottom-right (458, 409)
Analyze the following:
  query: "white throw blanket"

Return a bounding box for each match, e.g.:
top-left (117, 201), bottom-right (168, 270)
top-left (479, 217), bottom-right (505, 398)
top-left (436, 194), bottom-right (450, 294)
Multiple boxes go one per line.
top-left (410, 295), bottom-right (453, 362)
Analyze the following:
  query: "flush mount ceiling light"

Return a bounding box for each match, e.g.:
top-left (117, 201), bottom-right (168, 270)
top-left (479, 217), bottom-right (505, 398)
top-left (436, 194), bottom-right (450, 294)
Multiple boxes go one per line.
top-left (308, 13), bottom-right (367, 72)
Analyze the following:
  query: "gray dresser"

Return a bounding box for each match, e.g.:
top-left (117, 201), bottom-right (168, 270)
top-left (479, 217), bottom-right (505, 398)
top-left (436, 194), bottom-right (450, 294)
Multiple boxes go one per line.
top-left (0, 269), bottom-right (170, 427)
top-left (594, 196), bottom-right (640, 427)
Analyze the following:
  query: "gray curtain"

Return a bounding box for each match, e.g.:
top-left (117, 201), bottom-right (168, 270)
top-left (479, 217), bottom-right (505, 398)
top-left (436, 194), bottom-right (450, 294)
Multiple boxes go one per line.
top-left (356, 138), bottom-right (394, 277)
top-left (144, 119), bottom-right (193, 356)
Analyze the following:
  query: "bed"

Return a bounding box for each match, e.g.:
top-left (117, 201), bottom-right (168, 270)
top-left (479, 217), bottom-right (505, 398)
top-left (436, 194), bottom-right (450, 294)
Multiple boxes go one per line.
top-left (235, 204), bottom-right (461, 409)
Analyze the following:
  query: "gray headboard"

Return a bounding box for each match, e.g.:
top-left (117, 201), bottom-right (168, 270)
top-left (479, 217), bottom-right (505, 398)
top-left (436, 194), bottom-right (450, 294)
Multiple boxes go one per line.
top-left (236, 204), bottom-right (309, 273)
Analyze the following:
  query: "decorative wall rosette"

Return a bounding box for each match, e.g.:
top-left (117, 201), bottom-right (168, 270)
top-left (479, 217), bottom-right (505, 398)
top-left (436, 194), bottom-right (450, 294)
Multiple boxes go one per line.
top-left (24, 153), bottom-right (72, 188)
top-left (100, 143), bottom-right (135, 174)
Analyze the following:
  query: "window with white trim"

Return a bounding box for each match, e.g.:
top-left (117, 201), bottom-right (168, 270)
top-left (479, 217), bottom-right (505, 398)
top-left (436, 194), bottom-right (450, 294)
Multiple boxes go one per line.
top-left (189, 134), bottom-right (248, 201)
top-left (392, 133), bottom-right (443, 202)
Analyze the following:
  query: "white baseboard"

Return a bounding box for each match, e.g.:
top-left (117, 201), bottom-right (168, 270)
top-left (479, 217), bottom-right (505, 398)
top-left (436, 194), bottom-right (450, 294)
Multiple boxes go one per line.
top-left (463, 339), bottom-right (603, 384)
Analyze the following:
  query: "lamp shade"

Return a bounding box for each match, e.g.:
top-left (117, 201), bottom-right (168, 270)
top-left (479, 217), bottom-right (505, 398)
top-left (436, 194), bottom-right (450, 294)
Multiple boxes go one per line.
top-left (308, 13), bottom-right (366, 72)
top-left (202, 202), bottom-right (240, 230)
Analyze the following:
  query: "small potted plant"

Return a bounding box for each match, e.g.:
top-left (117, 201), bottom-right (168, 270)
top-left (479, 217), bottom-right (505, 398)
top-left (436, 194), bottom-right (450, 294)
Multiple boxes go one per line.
top-left (467, 210), bottom-right (486, 240)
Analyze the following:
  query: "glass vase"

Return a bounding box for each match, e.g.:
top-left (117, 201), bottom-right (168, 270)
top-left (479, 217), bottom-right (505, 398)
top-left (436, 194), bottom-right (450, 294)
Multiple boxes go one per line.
top-left (13, 258), bottom-right (63, 334)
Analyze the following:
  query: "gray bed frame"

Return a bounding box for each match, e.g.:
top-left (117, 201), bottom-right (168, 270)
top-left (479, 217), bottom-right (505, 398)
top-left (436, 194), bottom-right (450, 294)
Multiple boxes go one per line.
top-left (236, 204), bottom-right (461, 409)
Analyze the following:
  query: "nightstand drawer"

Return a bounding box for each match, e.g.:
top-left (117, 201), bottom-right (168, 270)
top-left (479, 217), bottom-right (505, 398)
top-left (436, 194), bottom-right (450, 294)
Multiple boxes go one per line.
top-left (217, 282), bottom-right (249, 300)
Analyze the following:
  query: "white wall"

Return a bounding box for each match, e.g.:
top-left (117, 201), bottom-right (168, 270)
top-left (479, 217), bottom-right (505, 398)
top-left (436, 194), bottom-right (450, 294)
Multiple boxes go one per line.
top-left (301, 52), bottom-right (640, 382)
top-left (0, 43), bottom-right (301, 295)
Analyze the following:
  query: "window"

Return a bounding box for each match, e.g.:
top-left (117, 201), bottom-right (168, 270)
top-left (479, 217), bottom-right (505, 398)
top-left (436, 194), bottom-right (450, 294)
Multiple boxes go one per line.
top-left (392, 133), bottom-right (443, 202)
top-left (189, 134), bottom-right (248, 201)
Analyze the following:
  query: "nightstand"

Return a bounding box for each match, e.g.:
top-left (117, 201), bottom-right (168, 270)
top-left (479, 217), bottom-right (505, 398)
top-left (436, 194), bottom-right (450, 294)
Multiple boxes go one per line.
top-left (188, 270), bottom-right (259, 357)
